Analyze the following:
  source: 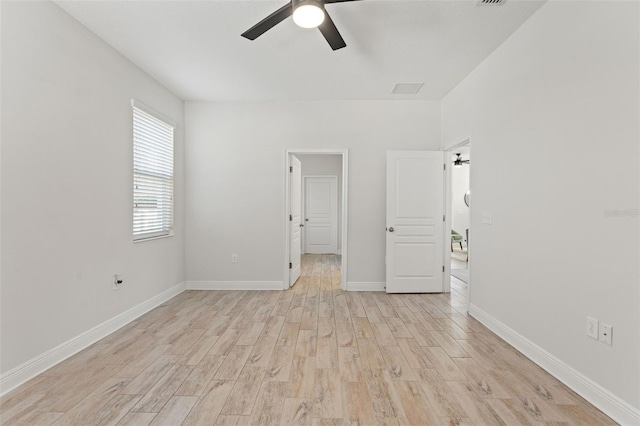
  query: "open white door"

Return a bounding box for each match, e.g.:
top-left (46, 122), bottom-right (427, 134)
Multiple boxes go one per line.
top-left (289, 155), bottom-right (302, 286)
top-left (386, 151), bottom-right (444, 293)
top-left (304, 176), bottom-right (338, 254)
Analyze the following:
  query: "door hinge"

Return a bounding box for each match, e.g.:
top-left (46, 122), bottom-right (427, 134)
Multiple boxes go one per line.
top-left (443, 215), bottom-right (445, 222)
top-left (290, 166), bottom-right (293, 173)
top-left (443, 163), bottom-right (446, 170)
top-left (289, 214), bottom-right (292, 221)
top-left (289, 262), bottom-right (292, 269)
top-left (442, 265), bottom-right (445, 272)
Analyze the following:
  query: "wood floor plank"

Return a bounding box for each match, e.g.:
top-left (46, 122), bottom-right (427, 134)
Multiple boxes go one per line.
top-left (335, 321), bottom-right (356, 347)
top-left (86, 394), bottom-right (142, 426)
top-left (148, 395), bottom-right (198, 426)
top-left (446, 380), bottom-right (507, 425)
top-left (246, 336), bottom-right (277, 368)
top-left (214, 415), bottom-right (250, 425)
top-left (352, 316), bottom-right (375, 339)
top-left (181, 380), bottom-right (235, 426)
top-left (175, 354), bottom-right (225, 396)
top-left (415, 369), bottom-right (467, 420)
top-left (213, 345), bottom-right (253, 380)
top-left (266, 345), bottom-right (295, 381)
top-left (132, 365), bottom-right (193, 413)
top-left (338, 346), bottom-right (365, 382)
top-left (52, 378), bottom-right (132, 424)
top-left (115, 412), bottom-right (157, 426)
top-left (392, 380), bottom-right (439, 425)
top-left (220, 366), bottom-right (265, 416)
top-left (424, 347), bottom-right (467, 381)
top-left (277, 322), bottom-right (300, 347)
top-left (379, 345), bottom-right (418, 381)
top-left (235, 322), bottom-right (265, 346)
top-left (396, 338), bottom-right (435, 370)
top-left (1, 254), bottom-right (615, 426)
top-left (371, 322), bottom-right (398, 347)
top-left (290, 359), bottom-right (317, 400)
top-left (316, 318), bottom-right (338, 369)
top-left (281, 398), bottom-right (313, 425)
top-left (342, 382), bottom-right (376, 425)
top-left (248, 381), bottom-right (288, 425)
top-left (313, 368), bottom-right (342, 419)
top-left (294, 329), bottom-right (317, 357)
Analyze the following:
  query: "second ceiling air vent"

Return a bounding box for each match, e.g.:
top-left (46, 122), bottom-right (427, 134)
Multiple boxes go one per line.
top-left (478, 0), bottom-right (506, 5)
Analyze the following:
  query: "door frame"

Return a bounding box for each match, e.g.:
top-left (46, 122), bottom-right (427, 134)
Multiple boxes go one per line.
top-left (284, 149), bottom-right (348, 290)
top-left (443, 138), bottom-right (471, 294)
top-left (302, 175), bottom-right (338, 255)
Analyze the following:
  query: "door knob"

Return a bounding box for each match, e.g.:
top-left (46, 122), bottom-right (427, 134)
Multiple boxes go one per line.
top-left (305, 218), bottom-right (309, 222)
top-left (388, 227), bottom-right (394, 232)
top-left (300, 224), bottom-right (304, 227)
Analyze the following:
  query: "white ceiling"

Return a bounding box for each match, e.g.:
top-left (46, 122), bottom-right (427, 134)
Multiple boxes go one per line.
top-left (55, 0), bottom-right (545, 102)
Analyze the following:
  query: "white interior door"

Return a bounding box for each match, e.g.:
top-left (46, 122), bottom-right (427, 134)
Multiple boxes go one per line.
top-left (289, 155), bottom-right (302, 286)
top-left (304, 176), bottom-right (337, 254)
top-left (386, 151), bottom-right (444, 293)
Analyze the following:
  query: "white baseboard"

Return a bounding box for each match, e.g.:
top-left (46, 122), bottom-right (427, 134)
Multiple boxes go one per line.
top-left (347, 281), bottom-right (385, 291)
top-left (186, 281), bottom-right (284, 291)
top-left (0, 282), bottom-right (186, 397)
top-left (469, 304), bottom-right (640, 426)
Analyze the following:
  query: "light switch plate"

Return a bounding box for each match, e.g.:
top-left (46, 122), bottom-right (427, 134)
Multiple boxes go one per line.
top-left (482, 211), bottom-right (493, 224)
top-left (586, 317), bottom-right (598, 339)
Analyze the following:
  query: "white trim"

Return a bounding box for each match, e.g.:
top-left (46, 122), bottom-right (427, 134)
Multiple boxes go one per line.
top-left (347, 282), bottom-right (385, 292)
top-left (131, 99), bottom-right (176, 128)
top-left (469, 304), bottom-right (640, 426)
top-left (443, 139), bottom-right (471, 295)
top-left (0, 282), bottom-right (186, 397)
top-left (186, 281), bottom-right (284, 291)
top-left (442, 137), bottom-right (471, 153)
top-left (284, 149), bottom-right (348, 291)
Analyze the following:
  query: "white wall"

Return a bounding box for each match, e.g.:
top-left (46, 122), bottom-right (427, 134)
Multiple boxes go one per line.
top-left (442, 0), bottom-right (639, 420)
top-left (1, 1), bottom-right (185, 378)
top-left (185, 101), bottom-right (440, 287)
top-left (297, 154), bottom-right (343, 254)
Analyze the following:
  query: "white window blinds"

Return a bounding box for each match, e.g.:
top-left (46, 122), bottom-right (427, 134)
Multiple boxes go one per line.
top-left (132, 100), bottom-right (174, 241)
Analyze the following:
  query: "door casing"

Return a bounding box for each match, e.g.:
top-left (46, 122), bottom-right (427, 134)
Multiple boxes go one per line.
top-left (443, 138), bottom-right (471, 294)
top-left (284, 149), bottom-right (348, 290)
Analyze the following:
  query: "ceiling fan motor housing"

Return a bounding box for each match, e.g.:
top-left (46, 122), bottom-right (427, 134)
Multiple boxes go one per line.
top-left (293, 0), bottom-right (325, 11)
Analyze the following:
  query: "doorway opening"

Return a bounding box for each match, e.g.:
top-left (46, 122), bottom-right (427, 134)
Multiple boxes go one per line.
top-left (444, 140), bottom-right (470, 298)
top-left (284, 149), bottom-right (348, 290)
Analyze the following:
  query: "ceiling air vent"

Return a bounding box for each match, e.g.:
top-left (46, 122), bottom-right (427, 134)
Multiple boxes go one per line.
top-left (478, 0), bottom-right (505, 5)
top-left (392, 83), bottom-right (424, 95)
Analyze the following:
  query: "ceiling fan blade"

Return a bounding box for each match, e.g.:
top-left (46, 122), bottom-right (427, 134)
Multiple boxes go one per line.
top-left (241, 3), bottom-right (292, 40)
top-left (318, 11), bottom-right (346, 50)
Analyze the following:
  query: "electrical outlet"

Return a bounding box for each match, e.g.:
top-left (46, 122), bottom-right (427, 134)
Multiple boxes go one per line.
top-left (586, 317), bottom-right (598, 339)
top-left (599, 324), bottom-right (613, 346)
top-left (231, 254), bottom-right (238, 264)
top-left (113, 274), bottom-right (123, 290)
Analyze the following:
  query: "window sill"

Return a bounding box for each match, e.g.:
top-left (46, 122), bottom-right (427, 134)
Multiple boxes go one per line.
top-left (133, 232), bottom-right (174, 243)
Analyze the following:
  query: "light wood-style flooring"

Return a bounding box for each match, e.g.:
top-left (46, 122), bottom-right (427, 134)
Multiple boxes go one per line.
top-left (1, 254), bottom-right (615, 425)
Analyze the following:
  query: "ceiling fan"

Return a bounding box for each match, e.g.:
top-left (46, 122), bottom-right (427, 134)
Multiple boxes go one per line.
top-left (241, 0), bottom-right (360, 51)
top-left (453, 153), bottom-right (470, 167)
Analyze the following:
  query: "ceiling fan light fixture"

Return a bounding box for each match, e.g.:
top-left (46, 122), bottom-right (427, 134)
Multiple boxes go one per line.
top-left (293, 0), bottom-right (325, 28)
top-left (454, 153), bottom-right (463, 167)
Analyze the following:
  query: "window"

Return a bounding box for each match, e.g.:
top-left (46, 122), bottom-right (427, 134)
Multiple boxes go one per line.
top-left (132, 100), bottom-right (174, 241)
